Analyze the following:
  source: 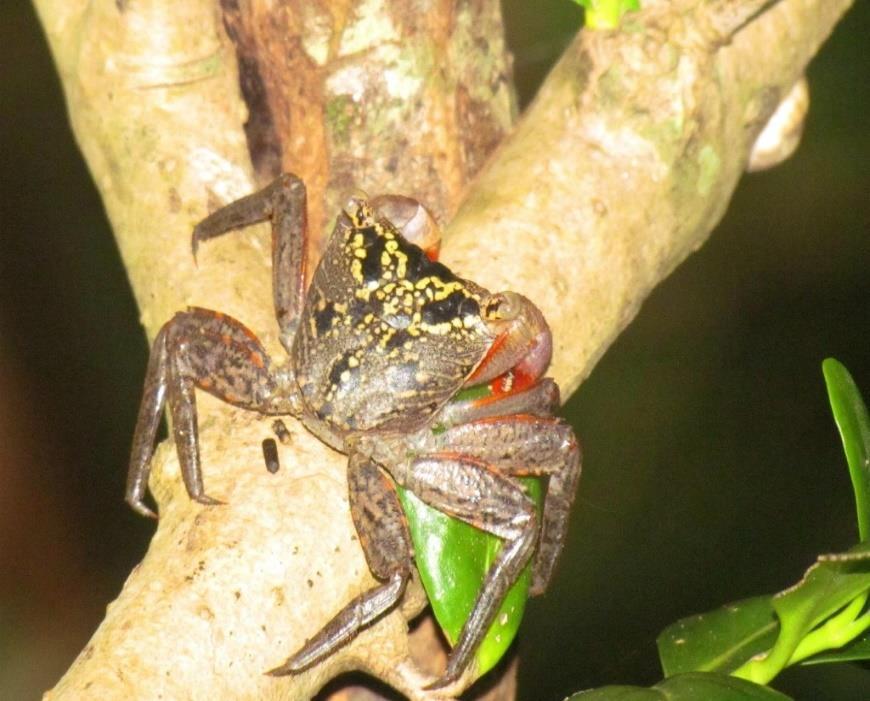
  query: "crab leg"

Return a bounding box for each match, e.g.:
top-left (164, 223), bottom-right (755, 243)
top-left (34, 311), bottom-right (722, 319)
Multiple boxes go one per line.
top-left (270, 454), bottom-right (413, 675)
top-left (126, 308), bottom-right (298, 516)
top-left (428, 415), bottom-right (581, 595)
top-left (192, 173), bottom-right (308, 353)
top-left (393, 453), bottom-right (539, 689)
top-left (126, 321), bottom-right (170, 518)
top-left (434, 377), bottom-right (561, 428)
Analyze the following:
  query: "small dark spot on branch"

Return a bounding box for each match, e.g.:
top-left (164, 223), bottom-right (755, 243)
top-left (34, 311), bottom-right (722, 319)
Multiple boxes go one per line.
top-left (262, 438), bottom-right (280, 473)
top-left (272, 418), bottom-right (292, 444)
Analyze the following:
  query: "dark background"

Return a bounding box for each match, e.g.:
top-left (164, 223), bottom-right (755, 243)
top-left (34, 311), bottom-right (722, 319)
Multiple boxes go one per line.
top-left (1, 2), bottom-right (867, 699)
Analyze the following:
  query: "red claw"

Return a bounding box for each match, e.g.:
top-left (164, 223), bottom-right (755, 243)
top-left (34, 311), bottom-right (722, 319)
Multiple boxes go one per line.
top-left (465, 292), bottom-right (553, 403)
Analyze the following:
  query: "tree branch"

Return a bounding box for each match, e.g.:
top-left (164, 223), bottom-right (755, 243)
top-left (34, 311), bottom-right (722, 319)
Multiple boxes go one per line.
top-left (443, 0), bottom-right (853, 396)
top-left (34, 0), bottom-right (852, 699)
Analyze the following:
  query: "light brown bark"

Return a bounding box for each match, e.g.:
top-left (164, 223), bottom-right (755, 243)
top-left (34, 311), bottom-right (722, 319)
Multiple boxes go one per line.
top-left (33, 0), bottom-right (853, 699)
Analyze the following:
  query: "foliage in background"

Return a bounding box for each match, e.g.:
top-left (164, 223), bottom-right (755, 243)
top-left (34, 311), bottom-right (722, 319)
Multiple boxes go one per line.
top-left (570, 0), bottom-right (640, 29)
top-left (567, 359), bottom-right (870, 699)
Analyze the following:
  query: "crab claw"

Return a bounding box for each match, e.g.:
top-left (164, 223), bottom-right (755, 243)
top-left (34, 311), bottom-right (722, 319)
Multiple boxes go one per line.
top-left (466, 291), bottom-right (553, 390)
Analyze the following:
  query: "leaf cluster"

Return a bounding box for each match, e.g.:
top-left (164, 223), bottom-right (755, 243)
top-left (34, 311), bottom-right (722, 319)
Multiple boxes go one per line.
top-left (570, 359), bottom-right (870, 699)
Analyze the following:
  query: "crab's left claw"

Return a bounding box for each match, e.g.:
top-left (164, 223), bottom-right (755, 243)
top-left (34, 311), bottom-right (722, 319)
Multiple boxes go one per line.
top-left (466, 291), bottom-right (553, 391)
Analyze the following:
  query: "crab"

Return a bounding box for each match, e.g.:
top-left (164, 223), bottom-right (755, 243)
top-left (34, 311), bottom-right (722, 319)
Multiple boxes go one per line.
top-left (126, 173), bottom-right (581, 690)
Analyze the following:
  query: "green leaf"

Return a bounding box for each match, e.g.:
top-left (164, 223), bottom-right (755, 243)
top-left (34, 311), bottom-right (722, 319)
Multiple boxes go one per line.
top-left (771, 544), bottom-right (870, 654)
top-left (801, 628), bottom-right (870, 664)
top-left (396, 477), bottom-right (544, 677)
top-left (570, 0), bottom-right (641, 29)
top-left (452, 384), bottom-right (494, 403)
top-left (565, 672), bottom-right (792, 700)
top-left (733, 542), bottom-right (870, 684)
top-left (659, 546), bottom-right (870, 685)
top-left (657, 596), bottom-right (778, 676)
top-left (822, 358), bottom-right (870, 541)
top-left (658, 364), bottom-right (870, 684)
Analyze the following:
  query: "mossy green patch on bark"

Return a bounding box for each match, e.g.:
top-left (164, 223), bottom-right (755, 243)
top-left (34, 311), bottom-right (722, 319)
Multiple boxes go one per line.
top-left (697, 145), bottom-right (721, 197)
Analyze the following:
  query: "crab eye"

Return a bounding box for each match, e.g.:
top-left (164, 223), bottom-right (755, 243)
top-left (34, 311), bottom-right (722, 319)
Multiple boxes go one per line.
top-left (341, 189), bottom-right (371, 223)
top-left (482, 292), bottom-right (520, 321)
top-left (370, 195), bottom-right (441, 253)
top-left (370, 194), bottom-right (418, 229)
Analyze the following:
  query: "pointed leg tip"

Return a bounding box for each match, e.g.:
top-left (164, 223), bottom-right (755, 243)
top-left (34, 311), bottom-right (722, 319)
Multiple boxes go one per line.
top-left (422, 654), bottom-right (477, 693)
top-left (529, 581), bottom-right (546, 597)
top-left (264, 660), bottom-right (298, 677)
top-left (423, 672), bottom-right (459, 692)
top-left (194, 494), bottom-right (225, 507)
top-left (127, 499), bottom-right (158, 519)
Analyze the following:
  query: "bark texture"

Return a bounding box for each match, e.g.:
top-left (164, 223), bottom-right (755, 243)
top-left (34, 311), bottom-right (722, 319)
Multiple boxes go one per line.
top-left (33, 0), bottom-right (852, 699)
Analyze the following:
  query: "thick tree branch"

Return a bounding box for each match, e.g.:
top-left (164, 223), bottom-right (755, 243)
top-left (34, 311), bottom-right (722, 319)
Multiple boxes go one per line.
top-left (444, 0), bottom-right (853, 396)
top-left (34, 0), bottom-right (852, 699)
